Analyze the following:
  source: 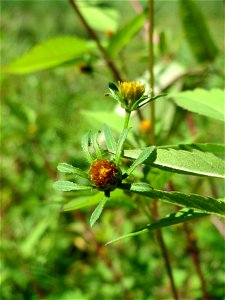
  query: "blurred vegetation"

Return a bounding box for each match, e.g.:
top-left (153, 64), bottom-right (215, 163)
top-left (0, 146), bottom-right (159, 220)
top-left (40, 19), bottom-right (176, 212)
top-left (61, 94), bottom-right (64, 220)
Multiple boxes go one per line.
top-left (1, 0), bottom-right (224, 299)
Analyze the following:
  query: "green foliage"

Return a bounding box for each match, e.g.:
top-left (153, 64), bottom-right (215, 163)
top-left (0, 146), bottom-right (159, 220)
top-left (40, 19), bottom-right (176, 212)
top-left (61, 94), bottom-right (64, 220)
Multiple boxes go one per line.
top-left (124, 147), bottom-right (225, 178)
top-left (179, 0), bottom-right (218, 62)
top-left (2, 36), bottom-right (94, 74)
top-left (1, 1), bottom-right (224, 300)
top-left (171, 89), bottom-right (225, 122)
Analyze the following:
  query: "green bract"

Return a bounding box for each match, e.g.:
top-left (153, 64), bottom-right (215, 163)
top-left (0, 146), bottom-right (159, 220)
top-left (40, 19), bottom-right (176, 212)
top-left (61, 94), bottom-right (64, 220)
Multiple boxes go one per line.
top-left (106, 81), bottom-right (166, 112)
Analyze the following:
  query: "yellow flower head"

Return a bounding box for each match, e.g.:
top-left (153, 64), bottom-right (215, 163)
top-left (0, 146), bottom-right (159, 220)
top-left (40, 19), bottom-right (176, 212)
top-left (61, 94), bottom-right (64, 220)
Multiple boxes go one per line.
top-left (118, 81), bottom-right (145, 105)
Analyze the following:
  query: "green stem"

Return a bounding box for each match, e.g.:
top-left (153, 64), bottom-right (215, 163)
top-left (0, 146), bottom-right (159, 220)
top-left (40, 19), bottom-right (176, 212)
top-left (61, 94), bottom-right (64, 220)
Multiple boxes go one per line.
top-left (123, 110), bottom-right (131, 130)
top-left (151, 201), bottom-right (179, 300)
top-left (148, 1), bottom-right (178, 299)
top-left (148, 0), bottom-right (155, 145)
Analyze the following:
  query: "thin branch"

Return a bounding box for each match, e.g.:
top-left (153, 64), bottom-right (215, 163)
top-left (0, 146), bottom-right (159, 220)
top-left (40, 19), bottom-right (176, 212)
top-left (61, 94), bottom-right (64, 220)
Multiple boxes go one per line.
top-left (183, 223), bottom-right (211, 300)
top-left (151, 201), bottom-right (179, 300)
top-left (148, 0), bottom-right (155, 145)
top-left (68, 0), bottom-right (123, 82)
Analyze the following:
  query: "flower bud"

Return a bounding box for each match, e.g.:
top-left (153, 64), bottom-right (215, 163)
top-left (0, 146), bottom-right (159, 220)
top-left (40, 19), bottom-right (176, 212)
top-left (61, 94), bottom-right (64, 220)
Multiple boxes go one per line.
top-left (89, 159), bottom-right (122, 191)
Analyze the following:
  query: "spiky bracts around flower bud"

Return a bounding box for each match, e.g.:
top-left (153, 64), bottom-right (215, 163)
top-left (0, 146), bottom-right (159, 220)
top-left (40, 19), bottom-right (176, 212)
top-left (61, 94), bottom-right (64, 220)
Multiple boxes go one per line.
top-left (118, 81), bottom-right (145, 107)
top-left (89, 159), bottom-right (122, 191)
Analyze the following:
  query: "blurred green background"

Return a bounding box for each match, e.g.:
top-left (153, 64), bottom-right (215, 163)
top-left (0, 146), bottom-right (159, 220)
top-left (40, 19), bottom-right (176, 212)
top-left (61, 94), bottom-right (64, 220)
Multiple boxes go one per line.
top-left (1, 1), bottom-right (224, 299)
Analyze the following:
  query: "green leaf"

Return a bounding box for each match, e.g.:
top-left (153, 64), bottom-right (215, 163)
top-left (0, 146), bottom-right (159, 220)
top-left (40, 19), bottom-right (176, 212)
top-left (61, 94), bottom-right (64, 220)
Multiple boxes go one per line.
top-left (107, 12), bottom-right (146, 57)
top-left (63, 192), bottom-right (102, 211)
top-left (108, 82), bottom-right (119, 91)
top-left (123, 147), bottom-right (225, 179)
top-left (77, 3), bottom-right (119, 32)
top-left (170, 89), bottom-right (225, 122)
top-left (115, 128), bottom-right (131, 164)
top-left (2, 36), bottom-right (93, 74)
top-left (179, 0), bottom-right (218, 62)
top-left (81, 132), bottom-right (94, 163)
top-left (158, 143), bottom-right (225, 155)
top-left (57, 163), bottom-right (89, 179)
top-left (120, 183), bottom-right (225, 217)
top-left (103, 123), bottom-right (117, 153)
top-left (90, 131), bottom-right (103, 159)
top-left (125, 147), bottom-right (156, 177)
top-left (106, 208), bottom-right (208, 245)
top-left (90, 196), bottom-right (108, 227)
top-left (53, 181), bottom-right (93, 192)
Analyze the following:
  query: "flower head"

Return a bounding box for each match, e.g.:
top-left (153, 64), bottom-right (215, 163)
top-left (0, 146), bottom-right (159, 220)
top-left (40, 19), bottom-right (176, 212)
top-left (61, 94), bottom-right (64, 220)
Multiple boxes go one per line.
top-left (89, 159), bottom-right (122, 191)
top-left (118, 81), bottom-right (145, 106)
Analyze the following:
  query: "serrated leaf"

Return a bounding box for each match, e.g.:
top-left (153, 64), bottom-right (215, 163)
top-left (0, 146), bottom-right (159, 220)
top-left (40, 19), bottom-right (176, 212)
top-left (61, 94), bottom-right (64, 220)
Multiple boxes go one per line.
top-left (106, 208), bottom-right (208, 245)
top-left (120, 183), bottom-right (225, 217)
top-left (90, 196), bottom-right (108, 227)
top-left (53, 181), bottom-right (93, 192)
top-left (2, 36), bottom-right (93, 74)
top-left (57, 163), bottom-right (89, 179)
top-left (123, 147), bottom-right (225, 179)
top-left (103, 123), bottom-right (117, 153)
top-left (125, 147), bottom-right (156, 177)
top-left (107, 12), bottom-right (146, 57)
top-left (170, 89), bottom-right (225, 122)
top-left (158, 143), bottom-right (225, 155)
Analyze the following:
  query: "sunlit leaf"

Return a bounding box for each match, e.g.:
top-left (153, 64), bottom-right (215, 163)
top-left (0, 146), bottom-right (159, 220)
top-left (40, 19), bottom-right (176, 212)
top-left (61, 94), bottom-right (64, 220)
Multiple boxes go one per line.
top-left (57, 163), bottom-right (89, 179)
top-left (158, 143), bottom-right (225, 154)
top-left (170, 89), bottom-right (225, 122)
top-left (90, 196), bottom-right (108, 227)
top-left (120, 183), bottom-right (225, 217)
top-left (103, 123), bottom-right (117, 153)
top-left (2, 36), bottom-right (93, 74)
top-left (53, 181), bottom-right (93, 192)
top-left (125, 147), bottom-right (156, 177)
top-left (123, 147), bottom-right (225, 178)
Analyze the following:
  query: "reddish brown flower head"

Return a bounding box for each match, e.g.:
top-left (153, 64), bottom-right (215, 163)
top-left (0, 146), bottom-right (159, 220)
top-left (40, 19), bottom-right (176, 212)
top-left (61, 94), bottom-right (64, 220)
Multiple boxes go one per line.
top-left (89, 159), bottom-right (122, 191)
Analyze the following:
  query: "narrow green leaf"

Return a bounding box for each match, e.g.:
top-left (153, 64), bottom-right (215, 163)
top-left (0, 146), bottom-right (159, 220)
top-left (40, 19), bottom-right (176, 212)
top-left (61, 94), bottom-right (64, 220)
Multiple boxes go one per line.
top-left (170, 89), bottom-right (225, 122)
top-left (106, 228), bottom-right (148, 245)
top-left (115, 128), bottom-right (131, 164)
top-left (125, 147), bottom-right (156, 177)
top-left (63, 192), bottom-right (102, 211)
top-left (179, 0), bottom-right (218, 62)
top-left (57, 163), bottom-right (89, 179)
top-left (103, 123), bottom-right (117, 153)
top-left (81, 132), bottom-right (94, 163)
top-left (90, 131), bottom-right (103, 159)
top-left (107, 12), bottom-right (146, 57)
top-left (2, 36), bottom-right (93, 74)
top-left (53, 181), bottom-right (92, 192)
top-left (108, 82), bottom-right (119, 91)
top-left (90, 196), bottom-right (108, 227)
top-left (106, 208), bottom-right (207, 245)
top-left (123, 147), bottom-right (225, 179)
top-left (120, 183), bottom-right (225, 217)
